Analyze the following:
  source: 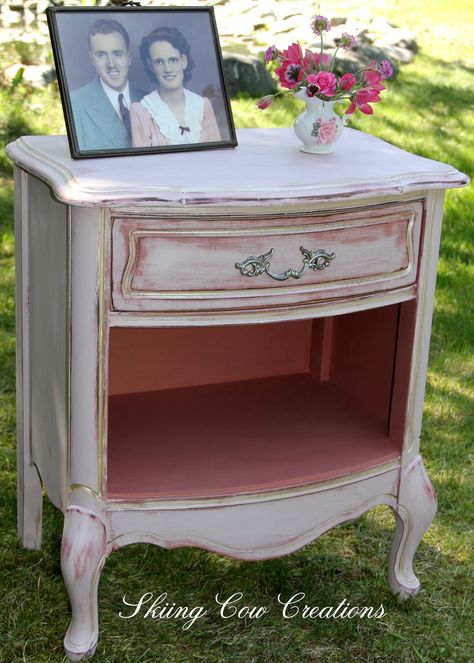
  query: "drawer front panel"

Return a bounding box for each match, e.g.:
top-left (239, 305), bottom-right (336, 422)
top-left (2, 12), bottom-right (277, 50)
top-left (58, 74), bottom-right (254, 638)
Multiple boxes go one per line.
top-left (111, 203), bottom-right (423, 312)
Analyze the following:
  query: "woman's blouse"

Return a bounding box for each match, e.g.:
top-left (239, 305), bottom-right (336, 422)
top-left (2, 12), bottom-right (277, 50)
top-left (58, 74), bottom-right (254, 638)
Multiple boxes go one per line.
top-left (130, 88), bottom-right (221, 147)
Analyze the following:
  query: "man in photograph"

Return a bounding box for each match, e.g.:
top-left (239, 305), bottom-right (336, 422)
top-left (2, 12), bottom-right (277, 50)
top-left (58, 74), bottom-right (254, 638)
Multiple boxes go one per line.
top-left (70, 19), bottom-right (145, 151)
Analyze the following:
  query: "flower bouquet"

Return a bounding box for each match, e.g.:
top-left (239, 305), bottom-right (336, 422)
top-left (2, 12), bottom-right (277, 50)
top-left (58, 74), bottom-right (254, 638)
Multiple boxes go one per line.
top-left (258, 15), bottom-right (393, 153)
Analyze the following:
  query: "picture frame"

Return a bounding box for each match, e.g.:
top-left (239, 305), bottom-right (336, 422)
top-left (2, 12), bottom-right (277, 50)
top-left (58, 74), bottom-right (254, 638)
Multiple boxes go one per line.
top-left (46, 5), bottom-right (237, 159)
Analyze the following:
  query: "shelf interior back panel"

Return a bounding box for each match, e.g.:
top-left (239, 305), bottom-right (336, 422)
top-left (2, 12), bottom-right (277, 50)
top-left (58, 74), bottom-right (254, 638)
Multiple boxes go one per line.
top-left (106, 375), bottom-right (400, 499)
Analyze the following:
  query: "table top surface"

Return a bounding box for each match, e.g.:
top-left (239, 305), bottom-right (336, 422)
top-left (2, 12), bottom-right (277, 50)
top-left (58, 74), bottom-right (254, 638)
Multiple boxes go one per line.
top-left (6, 127), bottom-right (468, 208)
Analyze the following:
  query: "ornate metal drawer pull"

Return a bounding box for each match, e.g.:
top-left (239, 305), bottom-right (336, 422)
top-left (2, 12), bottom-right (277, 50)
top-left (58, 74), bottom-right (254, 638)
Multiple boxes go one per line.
top-left (235, 246), bottom-right (336, 282)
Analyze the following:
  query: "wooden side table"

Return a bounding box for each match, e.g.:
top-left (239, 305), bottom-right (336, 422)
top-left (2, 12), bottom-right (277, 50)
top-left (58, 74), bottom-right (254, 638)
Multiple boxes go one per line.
top-left (7, 128), bottom-right (468, 660)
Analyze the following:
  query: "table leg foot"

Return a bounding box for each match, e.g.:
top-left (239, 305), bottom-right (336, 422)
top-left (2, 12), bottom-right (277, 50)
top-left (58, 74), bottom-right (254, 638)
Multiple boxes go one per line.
top-left (388, 455), bottom-right (437, 600)
top-left (61, 505), bottom-right (107, 661)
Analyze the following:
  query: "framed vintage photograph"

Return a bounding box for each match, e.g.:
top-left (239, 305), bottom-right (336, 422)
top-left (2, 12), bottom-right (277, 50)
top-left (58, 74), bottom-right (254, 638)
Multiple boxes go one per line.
top-left (46, 6), bottom-right (237, 159)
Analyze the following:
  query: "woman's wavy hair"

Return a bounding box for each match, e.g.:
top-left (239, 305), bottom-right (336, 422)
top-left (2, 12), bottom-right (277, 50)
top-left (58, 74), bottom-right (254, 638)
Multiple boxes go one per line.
top-left (140, 26), bottom-right (195, 85)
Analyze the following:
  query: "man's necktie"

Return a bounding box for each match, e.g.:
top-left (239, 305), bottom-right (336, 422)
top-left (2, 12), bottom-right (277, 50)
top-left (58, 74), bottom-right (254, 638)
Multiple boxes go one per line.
top-left (118, 93), bottom-right (131, 135)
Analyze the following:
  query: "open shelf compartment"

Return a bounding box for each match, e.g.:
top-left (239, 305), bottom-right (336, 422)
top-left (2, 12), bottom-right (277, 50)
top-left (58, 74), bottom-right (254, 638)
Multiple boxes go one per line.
top-left (106, 303), bottom-right (415, 499)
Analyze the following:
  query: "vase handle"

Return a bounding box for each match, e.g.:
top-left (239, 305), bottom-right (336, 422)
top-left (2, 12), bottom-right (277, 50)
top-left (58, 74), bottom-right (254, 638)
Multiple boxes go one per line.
top-left (235, 246), bottom-right (335, 282)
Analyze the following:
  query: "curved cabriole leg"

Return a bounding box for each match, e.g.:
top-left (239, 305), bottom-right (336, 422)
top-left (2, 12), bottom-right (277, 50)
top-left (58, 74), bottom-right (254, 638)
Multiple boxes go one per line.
top-left (61, 506), bottom-right (107, 661)
top-left (389, 455), bottom-right (437, 600)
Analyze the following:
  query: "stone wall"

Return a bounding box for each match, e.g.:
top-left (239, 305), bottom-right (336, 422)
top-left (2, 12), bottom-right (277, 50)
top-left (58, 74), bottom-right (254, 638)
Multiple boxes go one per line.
top-left (0, 1), bottom-right (417, 93)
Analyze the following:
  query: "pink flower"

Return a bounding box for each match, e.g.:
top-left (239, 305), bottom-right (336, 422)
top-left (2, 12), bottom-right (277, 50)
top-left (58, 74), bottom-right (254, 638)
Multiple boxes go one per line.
top-left (346, 88), bottom-right (382, 115)
top-left (317, 118), bottom-right (338, 143)
top-left (311, 15), bottom-right (331, 36)
top-left (256, 95), bottom-right (274, 110)
top-left (340, 32), bottom-right (355, 49)
top-left (280, 42), bottom-right (303, 65)
top-left (345, 67), bottom-right (386, 113)
top-left (264, 46), bottom-right (279, 63)
top-left (364, 68), bottom-right (384, 88)
top-left (275, 60), bottom-right (303, 89)
top-left (306, 84), bottom-right (319, 97)
top-left (303, 49), bottom-right (333, 72)
top-left (340, 73), bottom-right (357, 91)
top-left (379, 59), bottom-right (394, 79)
top-left (307, 71), bottom-right (337, 97)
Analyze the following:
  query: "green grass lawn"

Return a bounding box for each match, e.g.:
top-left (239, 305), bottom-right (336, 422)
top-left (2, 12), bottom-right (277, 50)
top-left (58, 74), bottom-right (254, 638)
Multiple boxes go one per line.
top-left (1, 1), bottom-right (473, 661)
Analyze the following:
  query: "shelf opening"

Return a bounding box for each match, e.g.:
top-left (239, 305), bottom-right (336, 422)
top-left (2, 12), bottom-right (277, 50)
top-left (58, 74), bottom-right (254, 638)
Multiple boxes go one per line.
top-left (106, 303), bottom-right (415, 499)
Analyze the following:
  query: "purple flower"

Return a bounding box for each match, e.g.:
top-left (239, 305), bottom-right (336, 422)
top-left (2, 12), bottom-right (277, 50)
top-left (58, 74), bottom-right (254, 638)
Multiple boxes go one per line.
top-left (311, 15), bottom-right (331, 36)
top-left (265, 45), bottom-right (279, 63)
top-left (379, 59), bottom-right (394, 80)
top-left (340, 32), bottom-right (355, 49)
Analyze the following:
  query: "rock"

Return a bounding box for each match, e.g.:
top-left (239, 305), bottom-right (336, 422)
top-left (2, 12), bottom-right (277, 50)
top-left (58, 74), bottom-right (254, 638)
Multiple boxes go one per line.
top-left (222, 51), bottom-right (275, 97)
top-left (0, 0), bottom-right (417, 93)
top-left (3, 62), bottom-right (55, 86)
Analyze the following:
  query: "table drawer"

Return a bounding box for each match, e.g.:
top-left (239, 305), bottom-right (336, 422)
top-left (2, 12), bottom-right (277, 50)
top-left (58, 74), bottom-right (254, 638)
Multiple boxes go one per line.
top-left (111, 202), bottom-right (423, 313)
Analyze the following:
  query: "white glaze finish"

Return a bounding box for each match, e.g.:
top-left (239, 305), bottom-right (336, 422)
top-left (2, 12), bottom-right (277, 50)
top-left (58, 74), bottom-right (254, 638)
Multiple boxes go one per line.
top-left (61, 506), bottom-right (107, 661)
top-left (5, 129), bottom-right (468, 207)
top-left (108, 468), bottom-right (400, 558)
top-left (15, 167), bottom-right (43, 549)
top-left (389, 455), bottom-right (437, 598)
top-left (9, 130), bottom-right (468, 660)
top-left (401, 190), bottom-right (446, 460)
top-left (28, 175), bottom-right (69, 510)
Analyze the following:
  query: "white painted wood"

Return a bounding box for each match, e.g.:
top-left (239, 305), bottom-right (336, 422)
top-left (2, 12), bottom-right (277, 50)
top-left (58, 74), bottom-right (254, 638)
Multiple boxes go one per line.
top-left (61, 506), bottom-right (107, 661)
top-left (14, 167), bottom-right (43, 549)
top-left (69, 207), bottom-right (104, 497)
top-left (108, 287), bottom-right (418, 328)
top-left (28, 174), bottom-right (68, 511)
top-left (401, 190), bottom-right (447, 463)
top-left (5, 130), bottom-right (468, 208)
top-left (108, 468), bottom-right (399, 559)
top-left (9, 129), bottom-right (468, 660)
top-left (388, 455), bottom-right (437, 598)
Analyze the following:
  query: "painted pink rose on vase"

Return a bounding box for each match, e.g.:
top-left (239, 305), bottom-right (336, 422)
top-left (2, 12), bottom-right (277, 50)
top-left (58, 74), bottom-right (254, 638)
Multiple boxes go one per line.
top-left (316, 118), bottom-right (338, 144)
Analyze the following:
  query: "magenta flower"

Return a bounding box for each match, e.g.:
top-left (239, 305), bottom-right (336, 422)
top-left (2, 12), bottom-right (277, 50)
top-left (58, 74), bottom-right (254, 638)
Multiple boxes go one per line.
top-left (340, 33), bottom-right (355, 49)
top-left (261, 15), bottom-right (391, 117)
top-left (346, 88), bottom-right (382, 115)
top-left (317, 118), bottom-right (338, 143)
top-left (379, 59), bottom-right (394, 80)
top-left (306, 84), bottom-right (319, 97)
top-left (303, 49), bottom-right (333, 72)
top-left (311, 15), bottom-right (331, 36)
top-left (275, 61), bottom-right (304, 89)
top-left (280, 42), bottom-right (304, 64)
top-left (340, 73), bottom-right (357, 91)
top-left (256, 95), bottom-right (274, 110)
top-left (364, 68), bottom-right (386, 90)
top-left (264, 46), bottom-right (279, 63)
top-left (307, 71), bottom-right (337, 97)
top-left (346, 68), bottom-right (385, 114)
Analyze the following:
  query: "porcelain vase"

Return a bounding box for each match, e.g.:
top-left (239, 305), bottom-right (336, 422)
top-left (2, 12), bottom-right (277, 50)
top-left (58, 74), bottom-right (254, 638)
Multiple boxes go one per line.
top-left (293, 90), bottom-right (347, 154)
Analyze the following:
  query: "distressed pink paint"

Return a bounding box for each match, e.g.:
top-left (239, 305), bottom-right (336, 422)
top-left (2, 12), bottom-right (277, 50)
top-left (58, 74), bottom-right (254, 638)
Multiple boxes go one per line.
top-left (73, 542), bottom-right (96, 582)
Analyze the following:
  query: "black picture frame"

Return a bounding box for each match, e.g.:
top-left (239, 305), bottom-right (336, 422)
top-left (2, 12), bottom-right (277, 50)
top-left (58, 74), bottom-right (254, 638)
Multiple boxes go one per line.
top-left (46, 6), bottom-right (237, 159)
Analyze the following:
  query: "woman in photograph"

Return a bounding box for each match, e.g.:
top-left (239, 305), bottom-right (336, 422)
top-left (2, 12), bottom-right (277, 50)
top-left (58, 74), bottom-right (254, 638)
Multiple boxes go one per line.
top-left (130, 26), bottom-right (221, 147)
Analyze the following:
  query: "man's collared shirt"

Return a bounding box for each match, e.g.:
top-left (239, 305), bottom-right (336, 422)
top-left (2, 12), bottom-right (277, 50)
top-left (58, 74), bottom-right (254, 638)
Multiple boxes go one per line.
top-left (100, 79), bottom-right (131, 118)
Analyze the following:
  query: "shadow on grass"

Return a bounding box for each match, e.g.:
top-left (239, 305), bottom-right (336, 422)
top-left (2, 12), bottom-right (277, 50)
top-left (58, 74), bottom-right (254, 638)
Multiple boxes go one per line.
top-left (347, 51), bottom-right (474, 179)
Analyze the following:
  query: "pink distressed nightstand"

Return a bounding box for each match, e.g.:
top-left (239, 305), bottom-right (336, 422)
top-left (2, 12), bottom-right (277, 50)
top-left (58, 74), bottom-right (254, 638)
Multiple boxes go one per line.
top-left (7, 128), bottom-right (468, 660)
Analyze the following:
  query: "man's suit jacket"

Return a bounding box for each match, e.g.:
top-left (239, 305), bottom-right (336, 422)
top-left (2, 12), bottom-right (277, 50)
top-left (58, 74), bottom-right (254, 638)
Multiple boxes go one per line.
top-left (70, 77), bottom-right (145, 151)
